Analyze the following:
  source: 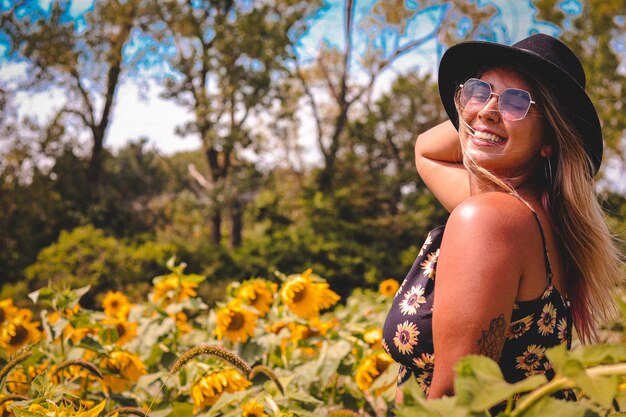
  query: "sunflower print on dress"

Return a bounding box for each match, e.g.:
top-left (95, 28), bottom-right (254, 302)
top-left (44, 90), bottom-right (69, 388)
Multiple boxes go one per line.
top-left (383, 218), bottom-right (573, 395)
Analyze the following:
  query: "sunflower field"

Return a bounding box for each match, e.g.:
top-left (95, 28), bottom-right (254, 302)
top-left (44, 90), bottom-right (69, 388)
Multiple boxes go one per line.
top-left (3, 259), bottom-right (626, 417)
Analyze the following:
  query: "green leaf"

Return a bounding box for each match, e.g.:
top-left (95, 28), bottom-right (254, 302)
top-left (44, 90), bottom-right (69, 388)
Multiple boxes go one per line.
top-left (546, 345), bottom-right (622, 408)
top-left (284, 388), bottom-right (324, 405)
top-left (76, 336), bottom-right (106, 354)
top-left (547, 344), bottom-right (626, 372)
top-left (518, 396), bottom-right (602, 417)
top-left (454, 355), bottom-right (547, 411)
top-left (182, 273), bottom-right (206, 284)
top-left (205, 391), bottom-right (249, 416)
top-left (570, 373), bottom-right (619, 409)
top-left (28, 288), bottom-right (54, 305)
top-left (395, 396), bottom-right (474, 417)
top-left (315, 339), bottom-right (352, 383)
top-left (400, 374), bottom-right (426, 403)
top-left (168, 401), bottom-right (194, 417)
top-left (456, 355), bottom-right (504, 381)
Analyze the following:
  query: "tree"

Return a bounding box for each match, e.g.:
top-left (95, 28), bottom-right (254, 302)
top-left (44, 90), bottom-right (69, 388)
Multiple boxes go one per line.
top-left (1, 0), bottom-right (155, 185)
top-left (296, 0), bottom-right (499, 194)
top-left (151, 0), bottom-right (318, 247)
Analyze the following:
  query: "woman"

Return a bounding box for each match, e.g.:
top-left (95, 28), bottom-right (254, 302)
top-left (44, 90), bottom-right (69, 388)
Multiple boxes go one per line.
top-left (382, 33), bottom-right (623, 399)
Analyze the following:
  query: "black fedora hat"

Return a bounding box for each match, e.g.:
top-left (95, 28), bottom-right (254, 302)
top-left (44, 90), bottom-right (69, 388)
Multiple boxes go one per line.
top-left (438, 33), bottom-right (602, 176)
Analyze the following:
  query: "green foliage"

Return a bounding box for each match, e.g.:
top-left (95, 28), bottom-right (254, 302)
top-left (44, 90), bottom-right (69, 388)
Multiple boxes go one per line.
top-left (23, 225), bottom-right (175, 307)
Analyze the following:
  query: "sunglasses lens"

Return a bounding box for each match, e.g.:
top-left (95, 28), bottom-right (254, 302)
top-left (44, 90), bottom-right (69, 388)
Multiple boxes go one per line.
top-left (460, 78), bottom-right (534, 121)
top-left (460, 79), bottom-right (491, 110)
top-left (500, 89), bottom-right (532, 121)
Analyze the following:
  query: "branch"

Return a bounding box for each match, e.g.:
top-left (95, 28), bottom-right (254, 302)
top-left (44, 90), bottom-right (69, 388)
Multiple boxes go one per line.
top-left (349, 23), bottom-right (443, 107)
top-left (69, 68), bottom-right (96, 127)
top-left (340, 0), bottom-right (355, 106)
top-left (317, 55), bottom-right (340, 104)
top-left (294, 60), bottom-right (326, 158)
top-left (188, 162), bottom-right (213, 192)
top-left (62, 108), bottom-right (92, 129)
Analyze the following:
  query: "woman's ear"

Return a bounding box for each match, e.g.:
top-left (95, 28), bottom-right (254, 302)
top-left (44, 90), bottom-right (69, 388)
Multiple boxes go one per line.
top-left (540, 144), bottom-right (553, 158)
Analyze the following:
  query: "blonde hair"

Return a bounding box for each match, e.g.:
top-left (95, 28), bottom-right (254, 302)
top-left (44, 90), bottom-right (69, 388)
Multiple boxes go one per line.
top-left (454, 69), bottom-right (624, 343)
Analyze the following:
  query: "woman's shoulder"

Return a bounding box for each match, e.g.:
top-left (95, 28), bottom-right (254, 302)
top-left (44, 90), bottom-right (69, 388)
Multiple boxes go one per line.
top-left (445, 192), bottom-right (538, 242)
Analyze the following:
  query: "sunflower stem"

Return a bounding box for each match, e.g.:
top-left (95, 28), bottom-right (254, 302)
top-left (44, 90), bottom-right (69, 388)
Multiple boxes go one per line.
top-left (511, 363), bottom-right (626, 416)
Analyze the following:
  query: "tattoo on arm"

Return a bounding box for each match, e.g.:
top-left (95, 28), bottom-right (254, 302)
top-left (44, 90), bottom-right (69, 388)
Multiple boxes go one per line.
top-left (477, 314), bottom-right (506, 360)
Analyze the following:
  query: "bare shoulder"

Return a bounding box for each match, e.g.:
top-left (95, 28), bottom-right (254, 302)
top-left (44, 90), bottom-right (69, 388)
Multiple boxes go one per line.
top-left (445, 192), bottom-right (536, 247)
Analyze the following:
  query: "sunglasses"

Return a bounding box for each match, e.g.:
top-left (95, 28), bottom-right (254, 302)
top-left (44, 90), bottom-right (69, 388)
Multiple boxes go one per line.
top-left (459, 78), bottom-right (538, 121)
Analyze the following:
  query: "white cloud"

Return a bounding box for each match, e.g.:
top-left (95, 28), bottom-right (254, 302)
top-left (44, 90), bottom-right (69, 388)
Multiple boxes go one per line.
top-left (106, 82), bottom-right (201, 155)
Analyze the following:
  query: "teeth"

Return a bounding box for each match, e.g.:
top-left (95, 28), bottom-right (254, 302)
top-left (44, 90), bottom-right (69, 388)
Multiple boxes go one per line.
top-left (473, 131), bottom-right (504, 143)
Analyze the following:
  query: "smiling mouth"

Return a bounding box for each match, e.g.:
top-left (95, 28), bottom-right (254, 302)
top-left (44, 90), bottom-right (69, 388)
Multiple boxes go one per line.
top-left (471, 130), bottom-right (506, 144)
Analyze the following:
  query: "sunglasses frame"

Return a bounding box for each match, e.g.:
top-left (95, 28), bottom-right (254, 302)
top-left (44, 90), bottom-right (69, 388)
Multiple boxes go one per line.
top-left (458, 78), bottom-right (538, 121)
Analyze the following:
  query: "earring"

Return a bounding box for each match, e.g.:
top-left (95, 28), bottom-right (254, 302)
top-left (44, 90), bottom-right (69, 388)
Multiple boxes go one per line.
top-left (544, 157), bottom-right (553, 186)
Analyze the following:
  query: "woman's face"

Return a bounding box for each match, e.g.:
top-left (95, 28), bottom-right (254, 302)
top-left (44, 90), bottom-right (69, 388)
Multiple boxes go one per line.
top-left (458, 67), bottom-right (550, 178)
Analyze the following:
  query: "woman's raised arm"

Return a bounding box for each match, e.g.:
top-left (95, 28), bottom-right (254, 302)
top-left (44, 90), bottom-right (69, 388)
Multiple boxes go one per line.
top-left (414, 121), bottom-right (470, 212)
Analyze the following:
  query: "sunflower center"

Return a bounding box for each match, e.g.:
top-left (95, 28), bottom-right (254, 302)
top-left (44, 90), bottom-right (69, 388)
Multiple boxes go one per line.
top-left (399, 331), bottom-right (409, 344)
top-left (116, 323), bottom-right (126, 338)
top-left (525, 354), bottom-right (538, 364)
top-left (512, 323), bottom-right (524, 333)
top-left (292, 287), bottom-right (306, 303)
top-left (228, 312), bottom-right (245, 331)
top-left (375, 358), bottom-right (389, 374)
top-left (9, 325), bottom-right (28, 346)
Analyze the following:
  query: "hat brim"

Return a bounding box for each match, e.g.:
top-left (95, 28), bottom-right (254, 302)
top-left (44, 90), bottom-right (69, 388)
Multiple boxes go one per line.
top-left (438, 41), bottom-right (602, 175)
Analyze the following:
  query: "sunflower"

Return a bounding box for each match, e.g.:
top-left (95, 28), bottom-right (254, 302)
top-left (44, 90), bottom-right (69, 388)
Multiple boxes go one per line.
top-left (378, 279), bottom-right (400, 296)
top-left (191, 368), bottom-right (251, 412)
top-left (100, 318), bottom-right (138, 346)
top-left (537, 303), bottom-right (557, 336)
top-left (280, 269), bottom-right (340, 319)
top-left (100, 350), bottom-right (147, 393)
top-left (6, 368), bottom-right (28, 395)
top-left (241, 399), bottom-right (268, 417)
top-left (557, 317), bottom-right (569, 344)
top-left (152, 275), bottom-right (198, 305)
top-left (0, 309), bottom-right (41, 355)
top-left (515, 344), bottom-right (545, 372)
top-left (507, 314), bottom-right (534, 340)
top-left (420, 249), bottom-right (439, 279)
top-left (393, 321), bottom-right (419, 355)
top-left (0, 298), bottom-right (17, 326)
top-left (0, 396), bottom-right (16, 417)
top-left (363, 327), bottom-right (383, 349)
top-left (355, 352), bottom-right (394, 391)
top-left (25, 400), bottom-right (108, 417)
top-left (101, 291), bottom-right (132, 320)
top-left (214, 302), bottom-right (257, 343)
top-left (399, 285), bottom-right (426, 316)
top-left (413, 352), bottom-right (435, 393)
top-left (237, 279), bottom-right (277, 317)
top-left (171, 311), bottom-right (193, 334)
top-left (418, 233), bottom-right (433, 257)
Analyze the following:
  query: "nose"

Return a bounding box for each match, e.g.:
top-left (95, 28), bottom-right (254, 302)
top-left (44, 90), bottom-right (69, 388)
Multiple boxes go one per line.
top-left (478, 95), bottom-right (501, 122)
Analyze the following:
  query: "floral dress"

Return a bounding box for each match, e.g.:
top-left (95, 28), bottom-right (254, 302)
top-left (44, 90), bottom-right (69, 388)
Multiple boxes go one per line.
top-left (382, 209), bottom-right (572, 395)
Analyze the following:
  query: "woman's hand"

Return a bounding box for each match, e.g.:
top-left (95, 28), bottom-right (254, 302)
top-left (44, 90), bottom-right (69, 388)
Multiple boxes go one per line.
top-left (414, 121), bottom-right (470, 212)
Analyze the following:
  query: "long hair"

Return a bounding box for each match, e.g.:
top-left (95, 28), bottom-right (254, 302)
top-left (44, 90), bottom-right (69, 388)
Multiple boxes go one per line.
top-left (454, 68), bottom-right (623, 343)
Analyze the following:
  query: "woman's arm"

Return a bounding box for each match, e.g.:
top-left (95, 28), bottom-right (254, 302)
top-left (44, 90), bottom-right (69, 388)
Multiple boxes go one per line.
top-left (427, 193), bottom-right (534, 398)
top-left (414, 121), bottom-right (470, 212)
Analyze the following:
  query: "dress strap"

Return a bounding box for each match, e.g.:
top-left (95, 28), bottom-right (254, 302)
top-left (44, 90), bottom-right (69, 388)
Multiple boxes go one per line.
top-left (513, 196), bottom-right (554, 285)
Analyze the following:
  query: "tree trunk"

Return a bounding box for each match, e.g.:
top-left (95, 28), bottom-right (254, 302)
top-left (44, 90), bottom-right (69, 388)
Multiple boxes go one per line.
top-left (230, 200), bottom-right (242, 248)
top-left (211, 209), bottom-right (221, 245)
